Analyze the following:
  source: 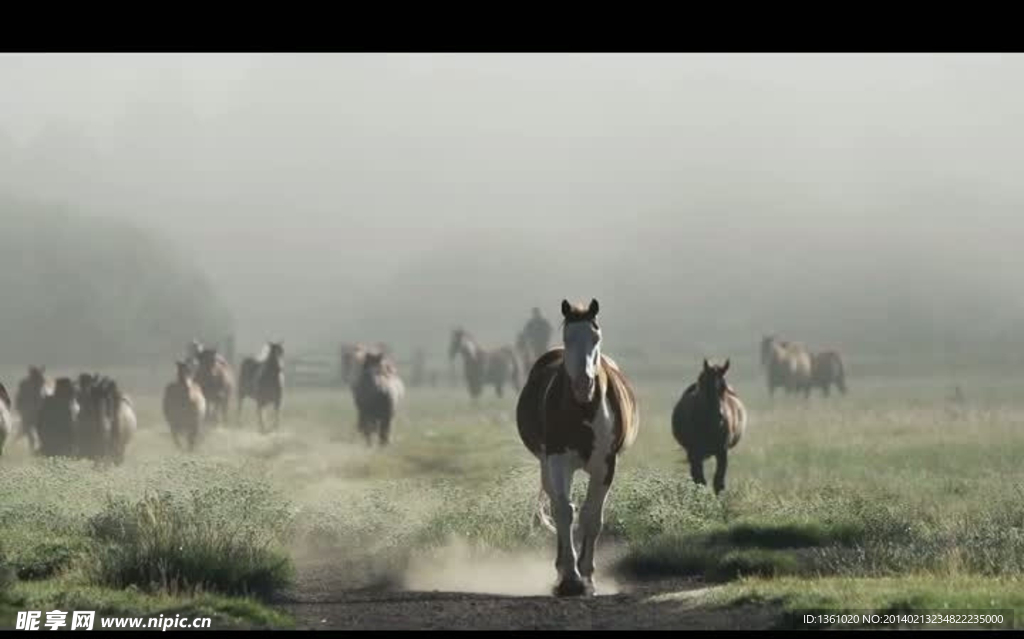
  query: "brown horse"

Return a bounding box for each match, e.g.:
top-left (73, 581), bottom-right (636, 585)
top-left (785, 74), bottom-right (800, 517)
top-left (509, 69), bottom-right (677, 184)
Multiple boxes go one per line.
top-left (36, 378), bottom-right (79, 459)
top-left (77, 375), bottom-right (136, 466)
top-left (14, 366), bottom-right (52, 453)
top-left (671, 359), bottom-right (747, 494)
top-left (810, 350), bottom-right (847, 397)
top-left (760, 335), bottom-right (812, 397)
top-left (195, 347), bottom-right (235, 425)
top-left (164, 361), bottom-right (207, 452)
top-left (352, 351), bottom-right (405, 446)
top-left (238, 341), bottom-right (285, 433)
top-left (340, 343), bottom-right (395, 387)
top-left (516, 298), bottom-right (639, 598)
top-left (449, 328), bottom-right (521, 400)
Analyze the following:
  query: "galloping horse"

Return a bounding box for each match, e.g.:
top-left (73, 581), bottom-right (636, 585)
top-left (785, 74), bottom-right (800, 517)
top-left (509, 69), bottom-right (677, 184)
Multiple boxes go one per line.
top-left (77, 375), bottom-right (136, 466)
top-left (516, 298), bottom-right (639, 597)
top-left (760, 335), bottom-right (812, 397)
top-left (238, 341), bottom-right (285, 433)
top-left (195, 347), bottom-right (235, 425)
top-left (14, 366), bottom-right (51, 453)
top-left (671, 359), bottom-right (747, 494)
top-left (164, 360), bottom-right (207, 452)
top-left (340, 343), bottom-right (395, 387)
top-left (352, 351), bottom-right (405, 446)
top-left (449, 328), bottom-right (521, 400)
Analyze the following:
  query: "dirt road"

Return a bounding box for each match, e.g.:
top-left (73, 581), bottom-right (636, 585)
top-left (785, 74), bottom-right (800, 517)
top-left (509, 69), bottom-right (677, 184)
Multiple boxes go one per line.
top-left (274, 556), bottom-right (781, 630)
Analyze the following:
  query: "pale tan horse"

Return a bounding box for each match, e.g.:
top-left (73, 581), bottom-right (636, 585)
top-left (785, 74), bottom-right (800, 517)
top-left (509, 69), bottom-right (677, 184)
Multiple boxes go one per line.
top-left (449, 328), bottom-right (521, 400)
top-left (760, 335), bottom-right (812, 397)
top-left (516, 298), bottom-right (639, 598)
top-left (163, 361), bottom-right (207, 452)
top-left (671, 359), bottom-right (747, 494)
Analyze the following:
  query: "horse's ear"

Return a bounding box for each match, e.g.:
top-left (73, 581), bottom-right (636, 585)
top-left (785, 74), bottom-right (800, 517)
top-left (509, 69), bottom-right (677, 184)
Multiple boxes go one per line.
top-left (703, 358), bottom-right (710, 372)
top-left (722, 359), bottom-right (730, 374)
top-left (588, 298), bottom-right (599, 317)
top-left (561, 300), bottom-right (571, 317)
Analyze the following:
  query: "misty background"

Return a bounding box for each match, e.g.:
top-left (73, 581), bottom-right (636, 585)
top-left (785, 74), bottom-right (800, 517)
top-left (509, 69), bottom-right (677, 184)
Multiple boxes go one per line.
top-left (1, 53), bottom-right (1022, 373)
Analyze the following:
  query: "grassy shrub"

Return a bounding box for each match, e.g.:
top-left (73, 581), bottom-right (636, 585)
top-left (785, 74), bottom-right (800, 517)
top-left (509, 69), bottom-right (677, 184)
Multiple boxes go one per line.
top-left (87, 483), bottom-right (294, 598)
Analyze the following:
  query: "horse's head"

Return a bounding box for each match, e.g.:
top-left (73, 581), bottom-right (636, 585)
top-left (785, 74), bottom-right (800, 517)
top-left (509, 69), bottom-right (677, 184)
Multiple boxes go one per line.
top-left (268, 341), bottom-right (285, 360)
top-left (698, 358), bottom-right (731, 404)
top-left (77, 373), bottom-right (96, 396)
top-left (175, 360), bottom-right (193, 382)
top-left (53, 377), bottom-right (76, 401)
top-left (363, 351), bottom-right (386, 375)
top-left (28, 366), bottom-right (45, 383)
top-left (561, 298), bottom-right (601, 404)
top-left (449, 328), bottom-right (467, 361)
top-left (197, 347), bottom-right (218, 369)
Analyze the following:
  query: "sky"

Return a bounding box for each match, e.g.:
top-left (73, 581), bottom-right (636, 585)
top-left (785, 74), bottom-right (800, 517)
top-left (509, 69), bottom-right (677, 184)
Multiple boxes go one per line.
top-left (1, 53), bottom-right (1022, 364)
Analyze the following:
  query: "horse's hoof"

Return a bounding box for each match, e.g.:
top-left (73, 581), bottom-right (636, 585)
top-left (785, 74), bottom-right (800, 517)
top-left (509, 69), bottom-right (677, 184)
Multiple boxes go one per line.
top-left (553, 577), bottom-right (590, 598)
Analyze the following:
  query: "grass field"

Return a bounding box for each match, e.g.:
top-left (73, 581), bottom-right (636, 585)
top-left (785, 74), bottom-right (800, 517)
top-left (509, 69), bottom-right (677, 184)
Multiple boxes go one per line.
top-left (1, 358), bottom-right (1022, 629)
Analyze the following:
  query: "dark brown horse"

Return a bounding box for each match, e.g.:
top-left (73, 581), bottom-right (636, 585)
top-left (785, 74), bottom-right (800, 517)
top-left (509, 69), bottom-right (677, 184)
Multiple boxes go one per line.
top-left (36, 378), bottom-right (79, 459)
top-left (238, 341), bottom-right (285, 433)
top-left (352, 352), bottom-right (405, 446)
top-left (14, 366), bottom-right (52, 453)
top-left (518, 306), bottom-right (553, 368)
top-left (340, 343), bottom-right (395, 387)
top-left (449, 328), bottom-right (521, 400)
top-left (516, 298), bottom-right (639, 598)
top-left (810, 350), bottom-right (847, 397)
top-left (671, 359), bottom-right (747, 494)
top-left (76, 375), bottom-right (136, 466)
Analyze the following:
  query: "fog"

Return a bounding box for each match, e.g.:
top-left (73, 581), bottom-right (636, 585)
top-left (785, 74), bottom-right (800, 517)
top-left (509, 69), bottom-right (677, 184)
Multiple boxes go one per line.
top-left (2, 53), bottom-right (1023, 366)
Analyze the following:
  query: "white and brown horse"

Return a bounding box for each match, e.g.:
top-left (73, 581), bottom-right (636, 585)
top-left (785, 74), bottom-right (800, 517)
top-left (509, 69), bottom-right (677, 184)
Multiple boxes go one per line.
top-left (516, 298), bottom-right (639, 597)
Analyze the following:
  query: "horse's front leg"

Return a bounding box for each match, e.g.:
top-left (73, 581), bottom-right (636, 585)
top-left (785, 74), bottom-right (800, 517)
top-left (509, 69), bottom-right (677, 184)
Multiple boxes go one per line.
top-left (713, 449), bottom-right (728, 495)
top-left (543, 453), bottom-right (584, 597)
top-left (577, 455), bottom-right (615, 595)
top-left (689, 456), bottom-right (707, 487)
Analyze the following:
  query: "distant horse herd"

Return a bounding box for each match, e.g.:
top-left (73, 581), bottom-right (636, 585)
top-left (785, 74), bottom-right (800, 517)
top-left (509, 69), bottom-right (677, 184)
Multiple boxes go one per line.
top-left (0, 298), bottom-right (851, 600)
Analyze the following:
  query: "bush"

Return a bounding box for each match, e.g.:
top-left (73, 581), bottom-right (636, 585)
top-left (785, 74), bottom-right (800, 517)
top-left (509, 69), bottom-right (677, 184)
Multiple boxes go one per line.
top-left (87, 485), bottom-right (294, 598)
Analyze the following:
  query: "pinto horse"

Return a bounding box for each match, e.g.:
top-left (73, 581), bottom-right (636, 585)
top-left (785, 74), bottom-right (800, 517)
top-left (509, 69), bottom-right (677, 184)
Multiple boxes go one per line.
top-left (516, 298), bottom-right (639, 597)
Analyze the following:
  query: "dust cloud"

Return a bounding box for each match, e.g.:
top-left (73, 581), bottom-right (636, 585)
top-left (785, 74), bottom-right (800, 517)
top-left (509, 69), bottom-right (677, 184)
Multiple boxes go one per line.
top-left (400, 536), bottom-right (623, 596)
